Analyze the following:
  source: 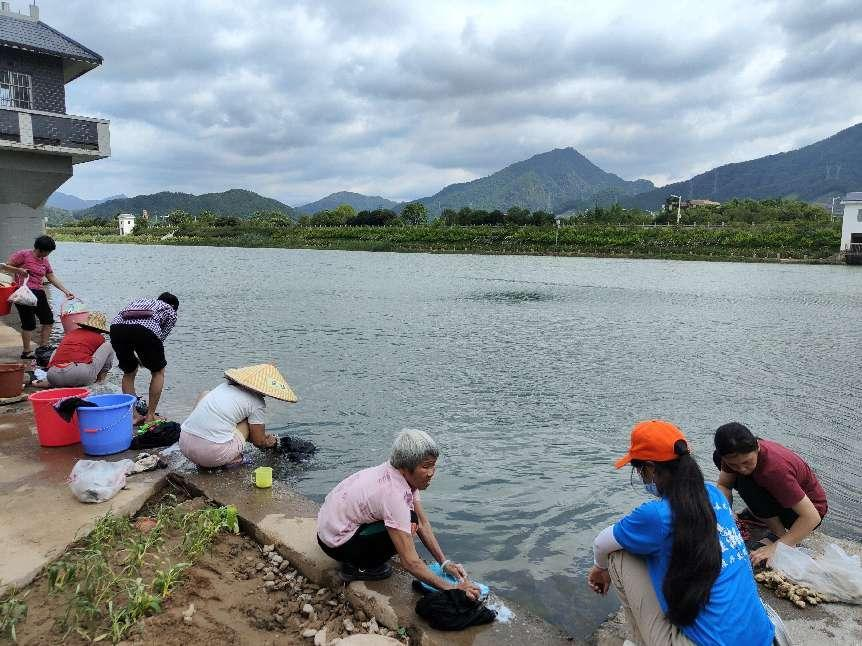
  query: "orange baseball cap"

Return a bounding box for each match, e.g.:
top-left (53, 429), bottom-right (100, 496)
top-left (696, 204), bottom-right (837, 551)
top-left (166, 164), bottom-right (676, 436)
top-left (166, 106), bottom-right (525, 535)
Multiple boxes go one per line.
top-left (615, 420), bottom-right (688, 468)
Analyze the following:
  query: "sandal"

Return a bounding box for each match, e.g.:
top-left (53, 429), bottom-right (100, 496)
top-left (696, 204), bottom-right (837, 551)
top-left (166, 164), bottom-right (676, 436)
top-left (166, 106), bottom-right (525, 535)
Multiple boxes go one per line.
top-left (20, 351), bottom-right (34, 359)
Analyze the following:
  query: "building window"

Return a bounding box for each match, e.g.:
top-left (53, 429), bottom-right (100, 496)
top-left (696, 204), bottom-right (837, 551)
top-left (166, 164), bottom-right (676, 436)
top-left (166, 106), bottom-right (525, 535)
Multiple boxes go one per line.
top-left (0, 70), bottom-right (33, 109)
top-left (857, 208), bottom-right (862, 222)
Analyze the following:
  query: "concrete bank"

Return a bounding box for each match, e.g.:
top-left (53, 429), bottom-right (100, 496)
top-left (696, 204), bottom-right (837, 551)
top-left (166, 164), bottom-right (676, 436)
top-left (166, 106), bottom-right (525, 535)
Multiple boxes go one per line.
top-left (176, 467), bottom-right (574, 646)
top-left (0, 320), bottom-right (168, 595)
top-left (0, 386), bottom-right (168, 596)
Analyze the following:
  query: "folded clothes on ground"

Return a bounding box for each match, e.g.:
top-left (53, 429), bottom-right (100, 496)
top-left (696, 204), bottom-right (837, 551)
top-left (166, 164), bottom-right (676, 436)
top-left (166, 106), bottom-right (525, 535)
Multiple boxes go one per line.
top-left (126, 452), bottom-right (168, 475)
top-left (34, 345), bottom-right (56, 368)
top-left (54, 397), bottom-right (98, 422)
top-left (131, 420), bottom-right (180, 449)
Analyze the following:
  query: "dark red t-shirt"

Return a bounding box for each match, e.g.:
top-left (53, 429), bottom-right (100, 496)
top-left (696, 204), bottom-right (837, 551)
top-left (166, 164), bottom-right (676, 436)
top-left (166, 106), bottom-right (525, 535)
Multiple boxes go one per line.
top-left (49, 329), bottom-right (106, 367)
top-left (752, 439), bottom-right (828, 517)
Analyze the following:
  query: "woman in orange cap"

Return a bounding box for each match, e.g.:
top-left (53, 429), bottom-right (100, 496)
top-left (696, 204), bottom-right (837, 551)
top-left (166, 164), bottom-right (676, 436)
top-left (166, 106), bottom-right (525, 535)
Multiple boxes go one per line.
top-left (586, 420), bottom-right (777, 646)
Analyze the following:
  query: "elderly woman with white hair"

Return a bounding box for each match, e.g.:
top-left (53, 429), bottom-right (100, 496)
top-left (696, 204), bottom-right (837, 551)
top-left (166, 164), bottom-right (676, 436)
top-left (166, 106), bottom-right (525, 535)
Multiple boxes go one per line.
top-left (317, 430), bottom-right (480, 597)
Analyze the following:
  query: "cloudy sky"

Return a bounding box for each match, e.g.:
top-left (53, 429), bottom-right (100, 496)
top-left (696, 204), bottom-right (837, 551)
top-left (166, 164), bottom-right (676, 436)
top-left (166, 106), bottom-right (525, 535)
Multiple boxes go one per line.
top-left (31, 0), bottom-right (862, 205)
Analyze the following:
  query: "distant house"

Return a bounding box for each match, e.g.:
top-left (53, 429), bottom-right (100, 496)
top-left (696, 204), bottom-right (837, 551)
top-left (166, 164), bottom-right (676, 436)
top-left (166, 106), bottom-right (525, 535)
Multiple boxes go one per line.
top-left (118, 213), bottom-right (135, 235)
top-left (683, 199), bottom-right (721, 208)
top-left (840, 193), bottom-right (862, 261)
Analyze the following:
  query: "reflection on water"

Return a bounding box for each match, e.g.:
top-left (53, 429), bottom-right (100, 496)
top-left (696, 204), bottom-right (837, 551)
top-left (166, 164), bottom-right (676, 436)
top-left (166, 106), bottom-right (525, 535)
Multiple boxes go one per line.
top-left (55, 244), bottom-right (862, 638)
top-left (465, 290), bottom-right (559, 303)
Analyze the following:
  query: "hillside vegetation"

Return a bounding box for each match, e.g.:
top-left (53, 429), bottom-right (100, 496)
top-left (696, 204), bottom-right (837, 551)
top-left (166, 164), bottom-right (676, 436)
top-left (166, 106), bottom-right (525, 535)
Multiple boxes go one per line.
top-left (627, 123), bottom-right (862, 210)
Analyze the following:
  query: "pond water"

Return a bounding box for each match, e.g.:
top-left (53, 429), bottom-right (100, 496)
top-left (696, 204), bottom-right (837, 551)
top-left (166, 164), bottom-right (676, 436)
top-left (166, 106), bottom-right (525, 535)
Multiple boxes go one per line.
top-left (54, 243), bottom-right (862, 638)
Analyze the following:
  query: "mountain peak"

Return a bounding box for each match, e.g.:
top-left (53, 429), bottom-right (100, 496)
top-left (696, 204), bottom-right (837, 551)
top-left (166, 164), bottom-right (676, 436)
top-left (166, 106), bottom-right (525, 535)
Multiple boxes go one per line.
top-left (419, 147), bottom-right (653, 214)
top-left (298, 192), bottom-right (401, 215)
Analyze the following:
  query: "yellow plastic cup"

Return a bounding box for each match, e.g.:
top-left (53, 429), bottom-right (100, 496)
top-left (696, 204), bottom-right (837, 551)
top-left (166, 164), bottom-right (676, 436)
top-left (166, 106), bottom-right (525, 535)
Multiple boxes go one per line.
top-left (253, 466), bottom-right (273, 488)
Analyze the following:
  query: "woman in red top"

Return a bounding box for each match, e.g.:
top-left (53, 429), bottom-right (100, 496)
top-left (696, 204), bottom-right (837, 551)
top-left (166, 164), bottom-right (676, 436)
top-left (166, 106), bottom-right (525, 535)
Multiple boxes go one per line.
top-left (32, 312), bottom-right (114, 388)
top-left (1, 235), bottom-right (75, 359)
top-left (713, 422), bottom-right (827, 566)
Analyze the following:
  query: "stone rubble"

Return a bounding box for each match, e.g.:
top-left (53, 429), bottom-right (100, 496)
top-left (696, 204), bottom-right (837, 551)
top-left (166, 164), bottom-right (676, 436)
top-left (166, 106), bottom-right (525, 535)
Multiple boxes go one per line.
top-left (234, 546), bottom-right (408, 644)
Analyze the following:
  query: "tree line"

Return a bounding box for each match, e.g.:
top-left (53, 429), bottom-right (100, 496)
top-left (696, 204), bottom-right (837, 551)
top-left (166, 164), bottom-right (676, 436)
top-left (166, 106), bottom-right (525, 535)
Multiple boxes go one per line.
top-left (55, 197), bottom-right (833, 232)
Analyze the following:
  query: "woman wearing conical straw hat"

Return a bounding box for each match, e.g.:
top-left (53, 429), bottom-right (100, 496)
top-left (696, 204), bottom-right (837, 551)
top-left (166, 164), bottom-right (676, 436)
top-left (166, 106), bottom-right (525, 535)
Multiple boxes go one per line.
top-left (31, 312), bottom-right (115, 388)
top-left (179, 364), bottom-right (298, 468)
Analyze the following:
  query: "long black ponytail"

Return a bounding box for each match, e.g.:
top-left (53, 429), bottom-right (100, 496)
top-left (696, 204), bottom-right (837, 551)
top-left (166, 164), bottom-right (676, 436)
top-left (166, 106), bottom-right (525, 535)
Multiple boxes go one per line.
top-left (634, 440), bottom-right (722, 626)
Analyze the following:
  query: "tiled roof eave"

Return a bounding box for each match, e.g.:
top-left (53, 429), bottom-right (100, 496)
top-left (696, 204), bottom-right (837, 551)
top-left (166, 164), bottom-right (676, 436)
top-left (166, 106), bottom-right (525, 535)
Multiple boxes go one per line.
top-left (0, 38), bottom-right (101, 66)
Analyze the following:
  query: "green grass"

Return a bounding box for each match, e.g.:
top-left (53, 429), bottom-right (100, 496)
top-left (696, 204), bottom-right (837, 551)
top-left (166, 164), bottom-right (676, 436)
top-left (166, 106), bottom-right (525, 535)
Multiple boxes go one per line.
top-left (35, 499), bottom-right (239, 643)
top-left (0, 589), bottom-right (28, 642)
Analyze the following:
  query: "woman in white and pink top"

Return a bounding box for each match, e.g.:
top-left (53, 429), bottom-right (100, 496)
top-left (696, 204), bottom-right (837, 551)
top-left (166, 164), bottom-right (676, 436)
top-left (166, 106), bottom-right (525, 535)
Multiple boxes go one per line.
top-left (317, 430), bottom-right (480, 598)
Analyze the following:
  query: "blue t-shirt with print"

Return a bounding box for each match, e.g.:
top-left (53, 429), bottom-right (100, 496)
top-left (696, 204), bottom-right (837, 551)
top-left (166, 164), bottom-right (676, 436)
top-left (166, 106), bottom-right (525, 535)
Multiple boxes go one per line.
top-left (612, 483), bottom-right (774, 646)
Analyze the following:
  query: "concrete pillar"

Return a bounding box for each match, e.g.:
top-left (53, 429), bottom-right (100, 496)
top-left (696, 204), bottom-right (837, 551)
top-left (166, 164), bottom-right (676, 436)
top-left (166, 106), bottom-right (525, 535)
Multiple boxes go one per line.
top-left (0, 203), bottom-right (46, 263)
top-left (0, 149), bottom-right (72, 263)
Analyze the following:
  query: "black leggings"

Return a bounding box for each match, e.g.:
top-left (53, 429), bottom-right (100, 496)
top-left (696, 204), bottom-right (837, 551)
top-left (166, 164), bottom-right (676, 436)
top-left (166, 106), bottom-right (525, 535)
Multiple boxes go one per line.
top-left (733, 475), bottom-right (799, 529)
top-left (15, 288), bottom-right (53, 331)
top-left (317, 511), bottom-right (418, 569)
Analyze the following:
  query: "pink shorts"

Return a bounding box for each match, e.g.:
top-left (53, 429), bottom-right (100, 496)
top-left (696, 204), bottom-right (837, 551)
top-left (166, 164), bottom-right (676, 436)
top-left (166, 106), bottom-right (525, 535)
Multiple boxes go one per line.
top-left (179, 430), bottom-right (245, 468)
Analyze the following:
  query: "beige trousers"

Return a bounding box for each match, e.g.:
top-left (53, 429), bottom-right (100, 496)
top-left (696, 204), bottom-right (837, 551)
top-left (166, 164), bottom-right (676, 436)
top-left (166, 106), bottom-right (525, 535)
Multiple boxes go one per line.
top-left (608, 550), bottom-right (695, 646)
top-left (46, 342), bottom-right (115, 387)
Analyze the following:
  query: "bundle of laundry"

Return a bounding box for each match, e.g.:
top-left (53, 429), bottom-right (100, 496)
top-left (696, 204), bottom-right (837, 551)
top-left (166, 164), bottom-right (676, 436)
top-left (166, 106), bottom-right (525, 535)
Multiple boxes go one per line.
top-left (53, 396), bottom-right (97, 422)
top-left (131, 420), bottom-right (181, 449)
top-left (275, 434), bottom-right (316, 462)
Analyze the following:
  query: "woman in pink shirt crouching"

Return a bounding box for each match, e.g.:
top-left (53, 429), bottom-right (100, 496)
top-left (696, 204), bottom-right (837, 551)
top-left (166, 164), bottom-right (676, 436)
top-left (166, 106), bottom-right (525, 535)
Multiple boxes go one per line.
top-left (316, 429), bottom-right (480, 598)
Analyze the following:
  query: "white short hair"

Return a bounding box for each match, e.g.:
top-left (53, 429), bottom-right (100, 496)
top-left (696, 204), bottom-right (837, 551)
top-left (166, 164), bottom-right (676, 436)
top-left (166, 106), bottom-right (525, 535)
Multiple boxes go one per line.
top-left (390, 429), bottom-right (439, 471)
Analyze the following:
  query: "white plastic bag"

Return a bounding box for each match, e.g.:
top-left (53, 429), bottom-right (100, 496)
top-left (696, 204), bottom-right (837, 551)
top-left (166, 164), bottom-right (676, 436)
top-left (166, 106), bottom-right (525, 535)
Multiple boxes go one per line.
top-left (8, 281), bottom-right (36, 307)
top-left (68, 459), bottom-right (134, 503)
top-left (771, 541), bottom-right (862, 604)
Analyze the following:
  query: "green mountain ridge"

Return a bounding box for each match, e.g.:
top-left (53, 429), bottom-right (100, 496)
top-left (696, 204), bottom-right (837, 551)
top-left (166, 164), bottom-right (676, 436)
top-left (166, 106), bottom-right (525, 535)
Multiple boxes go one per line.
top-left (64, 123), bottom-right (862, 222)
top-left (297, 191), bottom-right (402, 215)
top-left (625, 122), bottom-right (862, 210)
top-left (76, 189), bottom-right (296, 220)
top-left (418, 147), bottom-right (654, 215)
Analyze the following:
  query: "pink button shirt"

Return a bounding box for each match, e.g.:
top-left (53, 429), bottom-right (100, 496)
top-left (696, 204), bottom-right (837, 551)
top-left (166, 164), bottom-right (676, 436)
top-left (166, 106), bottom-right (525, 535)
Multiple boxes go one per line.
top-left (317, 462), bottom-right (419, 548)
top-left (8, 249), bottom-right (52, 291)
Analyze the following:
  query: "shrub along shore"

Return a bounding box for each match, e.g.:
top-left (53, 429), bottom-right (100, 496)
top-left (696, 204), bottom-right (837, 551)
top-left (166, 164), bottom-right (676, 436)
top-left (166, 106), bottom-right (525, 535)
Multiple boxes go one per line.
top-left (50, 221), bottom-right (842, 263)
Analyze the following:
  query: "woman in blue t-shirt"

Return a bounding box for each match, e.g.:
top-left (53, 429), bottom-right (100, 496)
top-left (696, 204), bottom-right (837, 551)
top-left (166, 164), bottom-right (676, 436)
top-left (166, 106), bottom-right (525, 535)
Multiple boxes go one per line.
top-left (586, 420), bottom-right (776, 646)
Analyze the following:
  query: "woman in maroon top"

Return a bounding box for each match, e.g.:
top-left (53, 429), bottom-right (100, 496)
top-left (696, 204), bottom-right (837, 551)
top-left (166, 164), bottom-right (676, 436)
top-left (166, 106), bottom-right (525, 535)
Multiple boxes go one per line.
top-left (713, 422), bottom-right (827, 566)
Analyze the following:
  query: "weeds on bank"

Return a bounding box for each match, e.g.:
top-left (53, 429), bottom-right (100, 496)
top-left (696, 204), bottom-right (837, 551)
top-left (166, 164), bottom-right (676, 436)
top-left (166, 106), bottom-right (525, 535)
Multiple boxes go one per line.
top-left (43, 499), bottom-right (238, 643)
top-left (0, 589), bottom-right (29, 642)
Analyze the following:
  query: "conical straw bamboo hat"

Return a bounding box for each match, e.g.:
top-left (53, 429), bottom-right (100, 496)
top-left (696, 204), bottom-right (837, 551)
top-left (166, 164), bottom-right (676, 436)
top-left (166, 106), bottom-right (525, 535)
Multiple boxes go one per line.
top-left (77, 311), bottom-right (110, 333)
top-left (224, 364), bottom-right (298, 402)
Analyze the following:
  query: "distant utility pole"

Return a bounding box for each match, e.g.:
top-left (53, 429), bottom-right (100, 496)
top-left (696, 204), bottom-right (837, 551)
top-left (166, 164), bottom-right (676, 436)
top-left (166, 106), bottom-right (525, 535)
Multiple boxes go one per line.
top-left (670, 194), bottom-right (682, 224)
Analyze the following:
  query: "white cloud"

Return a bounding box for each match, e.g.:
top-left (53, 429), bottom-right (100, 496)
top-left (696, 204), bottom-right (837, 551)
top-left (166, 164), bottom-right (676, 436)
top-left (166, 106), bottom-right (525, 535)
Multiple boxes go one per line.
top-left (28, 0), bottom-right (861, 205)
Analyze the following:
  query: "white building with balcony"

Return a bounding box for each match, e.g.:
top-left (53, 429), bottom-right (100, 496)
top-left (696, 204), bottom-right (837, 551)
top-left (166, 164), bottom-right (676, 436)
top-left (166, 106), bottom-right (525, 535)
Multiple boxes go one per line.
top-left (0, 2), bottom-right (110, 261)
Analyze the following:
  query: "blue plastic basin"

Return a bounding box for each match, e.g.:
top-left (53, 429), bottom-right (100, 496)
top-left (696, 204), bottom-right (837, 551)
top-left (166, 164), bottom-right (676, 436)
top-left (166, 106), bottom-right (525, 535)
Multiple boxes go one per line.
top-left (77, 394), bottom-right (136, 456)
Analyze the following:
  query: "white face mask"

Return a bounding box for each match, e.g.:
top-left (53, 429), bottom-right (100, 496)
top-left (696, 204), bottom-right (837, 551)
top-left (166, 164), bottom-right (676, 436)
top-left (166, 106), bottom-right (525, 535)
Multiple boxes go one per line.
top-left (643, 482), bottom-right (659, 497)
